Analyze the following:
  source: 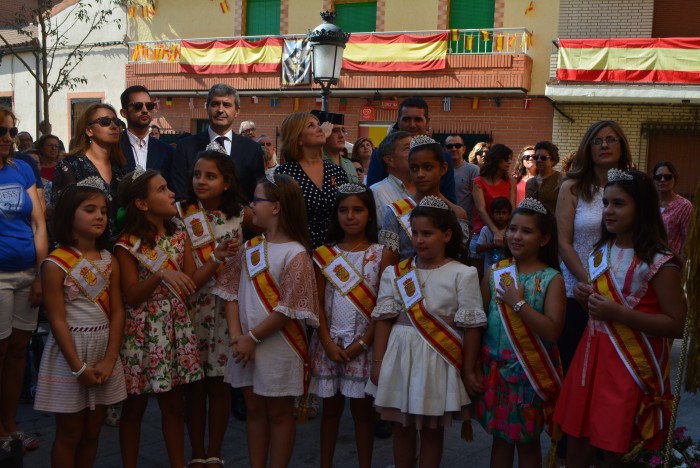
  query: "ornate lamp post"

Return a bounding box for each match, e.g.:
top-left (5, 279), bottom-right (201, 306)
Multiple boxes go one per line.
top-left (307, 11), bottom-right (350, 112)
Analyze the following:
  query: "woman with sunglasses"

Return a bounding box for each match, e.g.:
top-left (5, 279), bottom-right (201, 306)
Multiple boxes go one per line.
top-left (351, 137), bottom-right (374, 179)
top-left (0, 107), bottom-right (48, 453)
top-left (525, 141), bottom-right (563, 214)
top-left (653, 161), bottom-right (692, 258)
top-left (512, 146), bottom-right (536, 203)
top-left (467, 141), bottom-right (490, 167)
top-left (53, 103), bottom-right (126, 234)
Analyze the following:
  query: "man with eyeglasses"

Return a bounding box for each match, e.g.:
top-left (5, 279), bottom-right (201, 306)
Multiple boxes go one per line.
top-left (525, 141), bottom-right (563, 215)
top-left (239, 121), bottom-right (257, 139)
top-left (311, 110), bottom-right (360, 183)
top-left (445, 134), bottom-right (479, 230)
top-left (119, 86), bottom-right (174, 184)
top-left (16, 132), bottom-right (34, 152)
top-left (172, 84), bottom-right (264, 201)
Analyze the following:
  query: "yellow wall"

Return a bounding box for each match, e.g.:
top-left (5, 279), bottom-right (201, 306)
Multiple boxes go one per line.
top-left (502, 0), bottom-right (558, 95)
top-left (128, 0), bottom-right (237, 41)
top-left (287, 0), bottom-right (324, 35)
top-left (383, 0), bottom-right (439, 31)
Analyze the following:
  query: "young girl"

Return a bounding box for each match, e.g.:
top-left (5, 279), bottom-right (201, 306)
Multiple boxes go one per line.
top-left (476, 196), bottom-right (512, 266)
top-left (178, 149), bottom-right (249, 468)
top-left (224, 173), bottom-right (320, 468)
top-left (554, 170), bottom-right (687, 467)
top-left (379, 135), bottom-right (469, 266)
top-left (115, 168), bottom-right (234, 468)
top-left (34, 182), bottom-right (127, 466)
top-left (368, 196), bottom-right (485, 468)
top-left (309, 183), bottom-right (386, 468)
top-left (472, 197), bottom-right (566, 468)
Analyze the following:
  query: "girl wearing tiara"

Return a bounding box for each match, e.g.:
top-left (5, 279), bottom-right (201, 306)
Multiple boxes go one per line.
top-left (379, 136), bottom-right (469, 266)
top-left (368, 196), bottom-right (485, 468)
top-left (309, 183), bottom-right (387, 468)
top-left (472, 198), bottom-right (566, 467)
top-left (554, 170), bottom-right (686, 466)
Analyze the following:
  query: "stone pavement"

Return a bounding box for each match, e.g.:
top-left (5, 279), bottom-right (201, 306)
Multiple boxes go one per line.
top-left (14, 340), bottom-right (699, 467)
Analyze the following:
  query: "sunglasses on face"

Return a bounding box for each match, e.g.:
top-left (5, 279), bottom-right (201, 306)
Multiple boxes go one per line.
top-left (445, 143), bottom-right (464, 150)
top-left (522, 154), bottom-right (535, 160)
top-left (476, 150), bottom-right (488, 156)
top-left (88, 116), bottom-right (121, 128)
top-left (654, 174), bottom-right (673, 181)
top-left (532, 154), bottom-right (550, 161)
top-left (0, 126), bottom-right (19, 138)
top-left (355, 166), bottom-right (364, 173)
top-left (129, 102), bottom-right (156, 111)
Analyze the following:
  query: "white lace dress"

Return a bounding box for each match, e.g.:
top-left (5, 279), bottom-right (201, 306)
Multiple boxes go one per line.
top-left (366, 260), bottom-right (486, 429)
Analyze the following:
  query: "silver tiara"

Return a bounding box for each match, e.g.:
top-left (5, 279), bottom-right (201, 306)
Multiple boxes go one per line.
top-left (409, 135), bottom-right (438, 150)
top-left (206, 141), bottom-right (227, 155)
top-left (337, 183), bottom-right (366, 194)
top-left (518, 197), bottom-right (547, 214)
top-left (76, 176), bottom-right (107, 192)
top-left (131, 165), bottom-right (146, 182)
top-left (608, 168), bottom-right (633, 182)
top-left (419, 195), bottom-right (449, 210)
top-left (266, 172), bottom-right (277, 186)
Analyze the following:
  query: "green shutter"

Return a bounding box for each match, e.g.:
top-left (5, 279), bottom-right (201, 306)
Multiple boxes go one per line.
top-left (449, 0), bottom-right (494, 29)
top-left (246, 0), bottom-right (281, 36)
top-left (335, 2), bottom-right (377, 33)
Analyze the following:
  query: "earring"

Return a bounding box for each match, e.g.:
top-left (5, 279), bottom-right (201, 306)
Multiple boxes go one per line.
top-left (88, 138), bottom-right (92, 144)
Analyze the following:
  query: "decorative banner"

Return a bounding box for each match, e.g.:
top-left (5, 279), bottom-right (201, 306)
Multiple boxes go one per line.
top-left (495, 34), bottom-right (504, 51)
top-left (343, 33), bottom-right (448, 72)
top-left (180, 37), bottom-right (283, 74)
top-left (525, 1), bottom-right (534, 14)
top-left (220, 0), bottom-right (229, 14)
top-left (282, 39), bottom-right (311, 86)
top-left (472, 97), bottom-right (479, 110)
top-left (381, 99), bottom-right (398, 110)
top-left (480, 30), bottom-right (491, 42)
top-left (361, 106), bottom-right (375, 121)
top-left (557, 38), bottom-right (700, 83)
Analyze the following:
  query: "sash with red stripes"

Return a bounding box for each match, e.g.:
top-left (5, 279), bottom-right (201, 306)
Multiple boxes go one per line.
top-left (312, 245), bottom-right (376, 322)
top-left (394, 257), bottom-right (463, 371)
top-left (115, 233), bottom-right (185, 303)
top-left (45, 246), bottom-right (111, 319)
top-left (176, 201), bottom-right (220, 270)
top-left (588, 243), bottom-right (672, 447)
top-left (492, 257), bottom-right (562, 439)
top-left (388, 198), bottom-right (416, 237)
top-left (244, 236), bottom-right (311, 391)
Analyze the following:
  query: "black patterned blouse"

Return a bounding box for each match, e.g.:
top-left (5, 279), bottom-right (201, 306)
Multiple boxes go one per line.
top-left (275, 160), bottom-right (348, 248)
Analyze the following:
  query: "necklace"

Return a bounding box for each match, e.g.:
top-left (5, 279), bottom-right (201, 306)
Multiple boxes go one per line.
top-left (339, 240), bottom-right (370, 252)
top-left (416, 257), bottom-right (449, 288)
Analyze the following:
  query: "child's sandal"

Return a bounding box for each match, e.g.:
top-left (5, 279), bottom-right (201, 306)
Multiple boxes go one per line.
top-left (187, 459), bottom-right (207, 467)
top-left (11, 431), bottom-right (38, 451)
top-left (205, 457), bottom-right (224, 466)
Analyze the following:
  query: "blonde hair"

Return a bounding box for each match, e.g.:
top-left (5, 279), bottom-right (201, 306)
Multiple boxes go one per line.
top-left (467, 141), bottom-right (489, 165)
top-left (70, 103), bottom-right (126, 167)
top-left (280, 112), bottom-right (320, 162)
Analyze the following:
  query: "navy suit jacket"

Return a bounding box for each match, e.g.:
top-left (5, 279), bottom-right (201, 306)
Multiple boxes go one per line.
top-left (171, 130), bottom-right (265, 202)
top-left (120, 130), bottom-right (175, 184)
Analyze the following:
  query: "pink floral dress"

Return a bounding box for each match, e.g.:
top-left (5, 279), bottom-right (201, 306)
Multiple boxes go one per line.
top-left (119, 221), bottom-right (204, 394)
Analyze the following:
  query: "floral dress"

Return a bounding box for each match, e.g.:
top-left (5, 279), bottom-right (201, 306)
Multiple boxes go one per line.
top-left (185, 207), bottom-right (242, 377)
top-left (119, 220), bottom-right (203, 394)
top-left (473, 265), bottom-right (560, 443)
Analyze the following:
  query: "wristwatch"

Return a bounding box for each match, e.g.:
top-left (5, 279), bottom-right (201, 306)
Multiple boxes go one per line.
top-left (513, 300), bottom-right (527, 313)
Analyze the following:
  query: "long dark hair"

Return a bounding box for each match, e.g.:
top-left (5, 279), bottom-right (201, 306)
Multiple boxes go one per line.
top-left (503, 206), bottom-right (559, 270)
top-left (260, 174), bottom-right (312, 251)
top-left (118, 169), bottom-right (176, 246)
top-left (53, 185), bottom-right (110, 250)
top-left (593, 170), bottom-right (673, 264)
top-left (185, 150), bottom-right (246, 217)
top-left (325, 185), bottom-right (379, 245)
top-left (480, 144), bottom-right (512, 181)
top-left (567, 120), bottom-right (632, 202)
top-left (410, 205), bottom-right (468, 264)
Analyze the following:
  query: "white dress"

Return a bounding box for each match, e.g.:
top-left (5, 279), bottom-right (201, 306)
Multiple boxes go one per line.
top-left (34, 250), bottom-right (127, 413)
top-left (366, 259), bottom-right (486, 429)
top-left (224, 241), bottom-right (320, 396)
top-left (309, 244), bottom-right (383, 398)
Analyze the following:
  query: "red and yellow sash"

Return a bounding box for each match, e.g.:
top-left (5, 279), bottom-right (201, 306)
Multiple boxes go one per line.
top-left (388, 198), bottom-right (416, 237)
top-left (312, 245), bottom-right (376, 322)
top-left (245, 236), bottom-right (311, 391)
top-left (115, 233), bottom-right (185, 303)
top-left (45, 246), bottom-right (111, 319)
top-left (394, 257), bottom-right (463, 371)
top-left (492, 258), bottom-right (562, 439)
top-left (176, 201), bottom-right (222, 272)
top-left (588, 243), bottom-right (672, 446)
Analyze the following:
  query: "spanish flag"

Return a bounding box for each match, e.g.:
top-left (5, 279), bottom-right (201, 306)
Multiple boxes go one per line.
top-left (179, 37), bottom-right (283, 74)
top-left (495, 34), bottom-right (504, 51)
top-left (557, 37), bottom-right (700, 83)
top-left (220, 0), bottom-right (229, 13)
top-left (480, 30), bottom-right (491, 42)
top-left (343, 33), bottom-right (448, 72)
top-left (465, 35), bottom-right (474, 51)
top-left (525, 1), bottom-right (534, 14)
top-left (451, 29), bottom-right (460, 41)
top-left (131, 44), bottom-right (142, 61)
top-left (128, 6), bottom-right (135, 18)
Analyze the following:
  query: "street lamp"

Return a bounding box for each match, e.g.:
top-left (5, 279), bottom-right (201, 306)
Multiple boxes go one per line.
top-left (307, 11), bottom-right (350, 112)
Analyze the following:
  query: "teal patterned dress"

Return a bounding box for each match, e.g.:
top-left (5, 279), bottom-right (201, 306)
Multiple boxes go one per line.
top-left (473, 264), bottom-right (561, 443)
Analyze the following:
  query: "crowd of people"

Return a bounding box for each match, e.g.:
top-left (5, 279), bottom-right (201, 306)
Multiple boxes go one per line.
top-left (0, 85), bottom-right (694, 468)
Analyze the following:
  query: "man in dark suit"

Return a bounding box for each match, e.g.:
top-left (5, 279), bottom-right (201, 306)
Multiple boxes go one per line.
top-left (171, 84), bottom-right (265, 201)
top-left (119, 85), bottom-right (174, 184)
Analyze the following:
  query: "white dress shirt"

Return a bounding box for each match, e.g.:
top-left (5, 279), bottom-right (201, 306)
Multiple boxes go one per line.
top-left (126, 130), bottom-right (150, 169)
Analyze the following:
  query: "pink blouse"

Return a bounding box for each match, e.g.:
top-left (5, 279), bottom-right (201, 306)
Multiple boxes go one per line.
top-left (661, 195), bottom-right (693, 258)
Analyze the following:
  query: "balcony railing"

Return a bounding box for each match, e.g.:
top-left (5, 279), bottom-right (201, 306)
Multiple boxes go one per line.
top-left (127, 28), bottom-right (533, 64)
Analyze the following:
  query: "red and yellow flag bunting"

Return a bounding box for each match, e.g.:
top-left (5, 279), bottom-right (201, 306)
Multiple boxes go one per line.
top-left (131, 42), bottom-right (180, 62)
top-left (179, 37), bottom-right (283, 74)
top-left (557, 38), bottom-right (700, 84)
top-left (343, 33), bottom-right (448, 72)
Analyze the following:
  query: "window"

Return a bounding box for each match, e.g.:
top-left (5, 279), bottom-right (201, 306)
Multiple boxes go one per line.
top-left (0, 96), bottom-right (12, 109)
top-left (246, 0), bottom-right (281, 36)
top-left (449, 0), bottom-right (494, 30)
top-left (335, 1), bottom-right (377, 33)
